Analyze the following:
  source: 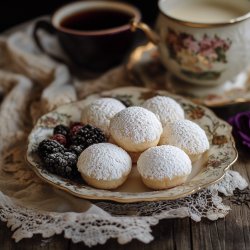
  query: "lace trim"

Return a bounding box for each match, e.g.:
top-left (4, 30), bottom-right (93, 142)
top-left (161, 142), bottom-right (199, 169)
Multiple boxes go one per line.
top-left (211, 170), bottom-right (248, 196)
top-left (0, 170), bottom-right (247, 246)
top-left (0, 192), bottom-right (157, 246)
top-left (96, 186), bottom-right (230, 221)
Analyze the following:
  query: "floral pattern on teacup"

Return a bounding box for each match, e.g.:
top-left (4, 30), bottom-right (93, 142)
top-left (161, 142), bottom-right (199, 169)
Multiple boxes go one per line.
top-left (166, 29), bottom-right (232, 80)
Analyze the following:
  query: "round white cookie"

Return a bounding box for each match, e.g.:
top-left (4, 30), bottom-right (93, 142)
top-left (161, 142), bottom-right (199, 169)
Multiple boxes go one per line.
top-left (160, 119), bottom-right (209, 161)
top-left (77, 143), bottom-right (132, 189)
top-left (142, 96), bottom-right (184, 127)
top-left (137, 145), bottom-right (192, 190)
top-left (110, 106), bottom-right (163, 152)
top-left (81, 98), bottom-right (126, 135)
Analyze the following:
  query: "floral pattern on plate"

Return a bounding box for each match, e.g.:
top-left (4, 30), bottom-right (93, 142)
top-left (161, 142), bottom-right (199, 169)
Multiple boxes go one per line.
top-left (27, 87), bottom-right (238, 203)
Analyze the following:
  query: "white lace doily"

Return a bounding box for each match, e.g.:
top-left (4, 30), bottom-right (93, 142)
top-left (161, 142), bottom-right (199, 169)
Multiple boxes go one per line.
top-left (0, 19), bottom-right (248, 247)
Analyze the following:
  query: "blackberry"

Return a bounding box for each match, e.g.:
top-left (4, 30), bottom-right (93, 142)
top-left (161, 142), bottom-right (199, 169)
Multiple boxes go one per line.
top-left (53, 124), bottom-right (70, 137)
top-left (43, 152), bottom-right (78, 179)
top-left (70, 122), bottom-right (84, 129)
top-left (68, 145), bottom-right (85, 156)
top-left (70, 123), bottom-right (85, 137)
top-left (71, 124), bottom-right (107, 149)
top-left (37, 139), bottom-right (65, 158)
top-left (51, 134), bottom-right (67, 146)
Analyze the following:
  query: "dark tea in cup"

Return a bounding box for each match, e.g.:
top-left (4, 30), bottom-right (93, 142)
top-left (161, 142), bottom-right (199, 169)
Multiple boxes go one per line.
top-left (33, 1), bottom-right (141, 71)
top-left (60, 9), bottom-right (133, 31)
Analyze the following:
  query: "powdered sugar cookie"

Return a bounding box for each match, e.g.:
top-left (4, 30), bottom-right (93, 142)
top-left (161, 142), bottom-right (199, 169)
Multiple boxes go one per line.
top-left (137, 145), bottom-right (192, 190)
top-left (160, 119), bottom-right (209, 161)
top-left (81, 98), bottom-right (126, 135)
top-left (142, 96), bottom-right (184, 127)
top-left (110, 107), bottom-right (163, 152)
top-left (77, 143), bottom-right (132, 189)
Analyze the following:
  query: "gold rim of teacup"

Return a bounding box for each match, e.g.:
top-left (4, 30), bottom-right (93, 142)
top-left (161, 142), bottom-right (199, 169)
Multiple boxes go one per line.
top-left (158, 3), bottom-right (250, 28)
top-left (52, 1), bottom-right (141, 36)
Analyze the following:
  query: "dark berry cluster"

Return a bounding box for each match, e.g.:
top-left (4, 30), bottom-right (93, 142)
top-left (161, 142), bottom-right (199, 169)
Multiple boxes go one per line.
top-left (37, 123), bottom-right (107, 179)
top-left (44, 151), bottom-right (78, 179)
top-left (71, 125), bottom-right (107, 149)
top-left (37, 139), bottom-right (78, 179)
top-left (38, 139), bottom-right (64, 158)
top-left (54, 124), bottom-right (69, 137)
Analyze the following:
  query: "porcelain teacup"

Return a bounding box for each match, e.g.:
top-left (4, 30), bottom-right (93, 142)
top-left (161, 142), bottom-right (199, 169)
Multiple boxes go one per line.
top-left (132, 0), bottom-right (250, 86)
top-left (33, 1), bottom-right (141, 71)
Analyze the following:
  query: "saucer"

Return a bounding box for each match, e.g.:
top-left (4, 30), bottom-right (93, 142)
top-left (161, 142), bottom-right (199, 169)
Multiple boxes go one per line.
top-left (126, 42), bottom-right (250, 107)
top-left (27, 87), bottom-right (237, 203)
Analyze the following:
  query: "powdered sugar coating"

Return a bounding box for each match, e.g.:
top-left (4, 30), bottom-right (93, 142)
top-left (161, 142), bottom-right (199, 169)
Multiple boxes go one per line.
top-left (160, 119), bottom-right (209, 155)
top-left (137, 145), bottom-right (192, 180)
top-left (77, 143), bottom-right (132, 181)
top-left (142, 96), bottom-right (185, 127)
top-left (110, 107), bottom-right (163, 151)
top-left (81, 98), bottom-right (126, 135)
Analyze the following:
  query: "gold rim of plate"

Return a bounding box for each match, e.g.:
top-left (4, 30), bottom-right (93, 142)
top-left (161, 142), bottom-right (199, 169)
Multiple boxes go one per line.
top-left (27, 155), bottom-right (237, 203)
top-left (26, 87), bottom-right (238, 203)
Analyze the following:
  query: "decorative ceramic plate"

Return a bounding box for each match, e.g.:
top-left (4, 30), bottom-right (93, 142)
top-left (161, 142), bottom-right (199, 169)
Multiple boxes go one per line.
top-left (127, 43), bottom-right (250, 107)
top-left (27, 87), bottom-right (238, 203)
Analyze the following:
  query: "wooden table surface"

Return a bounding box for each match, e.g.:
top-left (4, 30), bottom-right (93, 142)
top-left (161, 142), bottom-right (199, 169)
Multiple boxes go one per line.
top-left (1, 107), bottom-right (250, 250)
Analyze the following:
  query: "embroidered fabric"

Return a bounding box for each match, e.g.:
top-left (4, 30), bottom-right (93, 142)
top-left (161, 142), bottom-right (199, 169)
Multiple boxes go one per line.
top-left (0, 19), bottom-right (248, 247)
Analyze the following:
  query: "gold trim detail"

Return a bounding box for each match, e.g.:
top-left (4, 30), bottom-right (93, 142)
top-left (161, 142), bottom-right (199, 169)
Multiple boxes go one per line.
top-left (159, 8), bottom-right (250, 28)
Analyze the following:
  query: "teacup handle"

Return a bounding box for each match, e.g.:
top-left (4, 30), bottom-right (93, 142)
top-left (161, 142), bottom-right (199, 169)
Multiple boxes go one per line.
top-left (130, 20), bottom-right (160, 45)
top-left (33, 19), bottom-right (65, 63)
